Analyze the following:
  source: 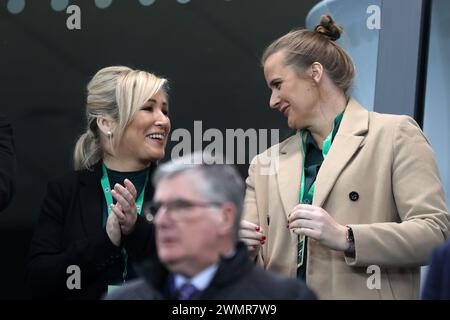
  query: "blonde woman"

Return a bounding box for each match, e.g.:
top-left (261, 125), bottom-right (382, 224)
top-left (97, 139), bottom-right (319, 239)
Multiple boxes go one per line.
top-left (26, 66), bottom-right (171, 299)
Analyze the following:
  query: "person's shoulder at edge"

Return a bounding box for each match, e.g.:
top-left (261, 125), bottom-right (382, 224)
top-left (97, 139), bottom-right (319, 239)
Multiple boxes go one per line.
top-left (432, 239), bottom-right (450, 260)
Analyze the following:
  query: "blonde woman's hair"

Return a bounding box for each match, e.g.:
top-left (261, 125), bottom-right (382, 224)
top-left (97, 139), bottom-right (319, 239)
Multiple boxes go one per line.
top-left (73, 66), bottom-right (168, 170)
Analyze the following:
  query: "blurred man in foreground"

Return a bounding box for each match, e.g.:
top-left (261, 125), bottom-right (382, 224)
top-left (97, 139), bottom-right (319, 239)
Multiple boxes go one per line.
top-left (106, 153), bottom-right (316, 300)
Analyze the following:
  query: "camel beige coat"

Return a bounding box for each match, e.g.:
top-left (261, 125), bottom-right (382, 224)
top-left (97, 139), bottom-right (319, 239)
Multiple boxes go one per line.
top-left (243, 98), bottom-right (450, 299)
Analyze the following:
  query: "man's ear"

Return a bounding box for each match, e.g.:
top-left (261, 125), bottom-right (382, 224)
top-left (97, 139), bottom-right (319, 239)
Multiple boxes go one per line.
top-left (310, 62), bottom-right (324, 84)
top-left (96, 117), bottom-right (115, 136)
top-left (217, 203), bottom-right (237, 236)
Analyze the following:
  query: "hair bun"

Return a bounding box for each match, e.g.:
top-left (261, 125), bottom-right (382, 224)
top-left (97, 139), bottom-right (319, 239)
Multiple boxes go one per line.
top-left (314, 15), bottom-right (342, 41)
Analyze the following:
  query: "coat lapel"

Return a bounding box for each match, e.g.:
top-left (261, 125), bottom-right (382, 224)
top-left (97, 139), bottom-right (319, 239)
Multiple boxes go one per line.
top-left (313, 98), bottom-right (369, 207)
top-left (79, 162), bottom-right (104, 237)
top-left (276, 133), bottom-right (302, 218)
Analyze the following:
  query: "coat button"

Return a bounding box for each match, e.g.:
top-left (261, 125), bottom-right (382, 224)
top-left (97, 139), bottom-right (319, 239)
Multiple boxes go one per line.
top-left (349, 191), bottom-right (359, 201)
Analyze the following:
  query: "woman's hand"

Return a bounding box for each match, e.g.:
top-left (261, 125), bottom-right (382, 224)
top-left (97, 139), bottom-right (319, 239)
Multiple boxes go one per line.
top-left (110, 179), bottom-right (138, 236)
top-left (239, 220), bottom-right (266, 260)
top-left (288, 204), bottom-right (349, 251)
top-left (106, 210), bottom-right (121, 247)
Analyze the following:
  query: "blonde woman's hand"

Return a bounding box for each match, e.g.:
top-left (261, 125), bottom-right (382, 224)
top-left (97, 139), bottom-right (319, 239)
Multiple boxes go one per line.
top-left (110, 179), bottom-right (139, 236)
top-left (239, 220), bottom-right (266, 260)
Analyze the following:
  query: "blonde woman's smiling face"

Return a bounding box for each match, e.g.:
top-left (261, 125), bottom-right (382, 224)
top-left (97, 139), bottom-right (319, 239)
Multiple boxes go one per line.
top-left (117, 90), bottom-right (171, 166)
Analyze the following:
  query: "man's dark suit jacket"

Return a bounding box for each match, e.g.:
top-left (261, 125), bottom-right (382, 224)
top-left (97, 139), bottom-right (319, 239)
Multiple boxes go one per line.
top-left (106, 242), bottom-right (317, 300)
top-left (0, 115), bottom-right (16, 212)
top-left (26, 161), bottom-right (157, 299)
top-left (422, 240), bottom-right (450, 300)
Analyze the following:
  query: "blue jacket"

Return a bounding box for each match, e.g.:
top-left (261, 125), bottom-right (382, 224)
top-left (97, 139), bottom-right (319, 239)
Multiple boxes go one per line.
top-left (422, 240), bottom-right (450, 300)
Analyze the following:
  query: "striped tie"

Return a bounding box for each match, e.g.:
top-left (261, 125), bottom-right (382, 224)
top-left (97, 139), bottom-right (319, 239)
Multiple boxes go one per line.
top-left (177, 283), bottom-right (199, 300)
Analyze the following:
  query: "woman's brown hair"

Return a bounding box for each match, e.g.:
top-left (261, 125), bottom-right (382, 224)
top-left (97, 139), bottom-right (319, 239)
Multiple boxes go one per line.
top-left (262, 15), bottom-right (355, 95)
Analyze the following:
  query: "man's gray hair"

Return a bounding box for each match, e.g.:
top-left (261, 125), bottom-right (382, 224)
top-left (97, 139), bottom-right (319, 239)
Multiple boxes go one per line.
top-left (152, 153), bottom-right (245, 242)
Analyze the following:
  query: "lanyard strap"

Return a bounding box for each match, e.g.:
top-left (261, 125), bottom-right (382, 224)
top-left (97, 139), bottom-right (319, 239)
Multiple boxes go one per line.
top-left (100, 162), bottom-right (148, 282)
top-left (101, 163), bottom-right (148, 216)
top-left (297, 113), bottom-right (343, 269)
top-left (298, 128), bottom-right (334, 203)
top-left (299, 111), bottom-right (343, 203)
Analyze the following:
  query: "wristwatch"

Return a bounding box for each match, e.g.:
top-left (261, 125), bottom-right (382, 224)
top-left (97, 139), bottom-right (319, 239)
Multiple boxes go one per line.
top-left (345, 226), bottom-right (355, 257)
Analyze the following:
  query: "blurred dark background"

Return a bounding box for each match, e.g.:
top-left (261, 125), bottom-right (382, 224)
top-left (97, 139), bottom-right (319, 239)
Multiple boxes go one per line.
top-left (0, 0), bottom-right (318, 299)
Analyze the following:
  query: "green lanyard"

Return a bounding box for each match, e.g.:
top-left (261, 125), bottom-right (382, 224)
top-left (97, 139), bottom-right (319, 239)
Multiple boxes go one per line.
top-left (298, 112), bottom-right (344, 203)
top-left (100, 162), bottom-right (148, 282)
top-left (101, 163), bottom-right (148, 217)
top-left (299, 128), bottom-right (334, 203)
top-left (297, 112), bottom-right (343, 268)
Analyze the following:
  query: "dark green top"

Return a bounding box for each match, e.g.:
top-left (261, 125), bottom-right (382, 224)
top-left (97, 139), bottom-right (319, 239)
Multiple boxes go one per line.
top-left (101, 166), bottom-right (150, 286)
top-left (297, 112), bottom-right (344, 280)
top-left (101, 167), bottom-right (149, 226)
